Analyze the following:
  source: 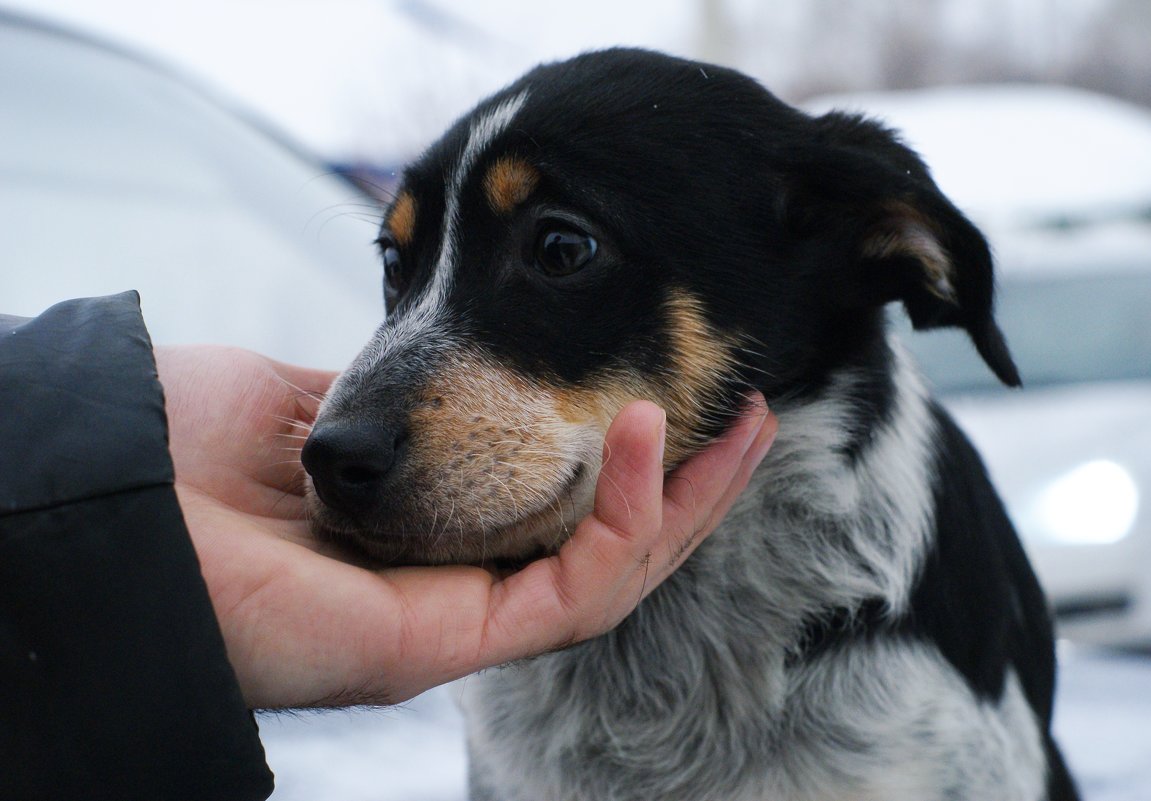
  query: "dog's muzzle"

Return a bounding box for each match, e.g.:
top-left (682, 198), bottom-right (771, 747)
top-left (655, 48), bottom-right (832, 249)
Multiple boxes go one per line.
top-left (299, 343), bottom-right (604, 565)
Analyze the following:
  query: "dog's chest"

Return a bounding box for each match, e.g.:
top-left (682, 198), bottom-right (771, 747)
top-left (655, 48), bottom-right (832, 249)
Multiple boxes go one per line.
top-left (460, 370), bottom-right (1047, 801)
top-left (462, 631), bottom-right (1046, 801)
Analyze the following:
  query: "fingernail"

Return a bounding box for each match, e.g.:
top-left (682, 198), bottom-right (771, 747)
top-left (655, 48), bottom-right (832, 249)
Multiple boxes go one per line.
top-left (741, 391), bottom-right (768, 417)
top-left (656, 408), bottom-right (668, 465)
top-left (748, 412), bottom-right (778, 463)
top-left (739, 392), bottom-right (768, 437)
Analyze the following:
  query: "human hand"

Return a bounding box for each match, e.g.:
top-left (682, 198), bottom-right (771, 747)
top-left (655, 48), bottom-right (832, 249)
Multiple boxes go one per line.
top-left (156, 345), bottom-right (777, 709)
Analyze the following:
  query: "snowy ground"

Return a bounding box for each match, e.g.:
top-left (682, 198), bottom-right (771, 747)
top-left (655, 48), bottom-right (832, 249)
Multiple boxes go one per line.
top-left (258, 645), bottom-right (1151, 800)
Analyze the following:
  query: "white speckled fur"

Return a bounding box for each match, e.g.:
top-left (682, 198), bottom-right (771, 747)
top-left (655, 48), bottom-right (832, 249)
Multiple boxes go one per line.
top-left (462, 342), bottom-right (1048, 801)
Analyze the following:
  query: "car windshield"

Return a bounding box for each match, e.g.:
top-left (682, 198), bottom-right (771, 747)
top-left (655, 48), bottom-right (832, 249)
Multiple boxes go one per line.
top-left (903, 270), bottom-right (1151, 394)
top-left (0, 16), bottom-right (383, 366)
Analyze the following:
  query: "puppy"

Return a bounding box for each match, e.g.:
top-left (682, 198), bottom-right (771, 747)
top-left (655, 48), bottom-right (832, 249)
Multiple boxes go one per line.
top-left (303, 49), bottom-right (1079, 801)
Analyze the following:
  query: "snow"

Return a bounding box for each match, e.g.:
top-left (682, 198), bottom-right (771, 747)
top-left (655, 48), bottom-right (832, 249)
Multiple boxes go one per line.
top-left (1053, 647), bottom-right (1151, 801)
top-left (258, 686), bottom-right (469, 801)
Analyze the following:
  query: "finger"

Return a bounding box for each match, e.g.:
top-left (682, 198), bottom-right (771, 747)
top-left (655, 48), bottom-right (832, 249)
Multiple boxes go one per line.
top-left (705, 403), bottom-right (777, 527)
top-left (479, 400), bottom-right (668, 662)
top-left (659, 393), bottom-right (775, 561)
top-left (589, 399), bottom-right (667, 552)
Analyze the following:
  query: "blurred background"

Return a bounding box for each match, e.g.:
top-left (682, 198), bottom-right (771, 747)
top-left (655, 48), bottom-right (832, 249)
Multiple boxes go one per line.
top-left (1, 1), bottom-right (1148, 799)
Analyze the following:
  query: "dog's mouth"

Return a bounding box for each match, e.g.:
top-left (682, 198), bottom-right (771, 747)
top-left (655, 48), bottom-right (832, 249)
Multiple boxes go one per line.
top-left (306, 458), bottom-right (596, 567)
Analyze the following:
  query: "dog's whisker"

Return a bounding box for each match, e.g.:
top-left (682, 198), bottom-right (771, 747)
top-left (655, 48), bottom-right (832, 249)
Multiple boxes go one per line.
top-left (425, 469), bottom-right (459, 545)
top-left (601, 468), bottom-right (634, 523)
top-left (547, 483), bottom-right (578, 552)
top-left (331, 172), bottom-right (400, 204)
top-left (304, 201), bottom-right (384, 239)
top-left (276, 374), bottom-right (329, 400)
top-left (490, 470), bottom-right (555, 515)
top-left (487, 472), bottom-right (526, 524)
top-left (427, 502), bottom-right (441, 544)
top-left (266, 457), bottom-right (307, 469)
top-left (269, 414), bottom-right (316, 434)
top-left (430, 493), bottom-right (459, 553)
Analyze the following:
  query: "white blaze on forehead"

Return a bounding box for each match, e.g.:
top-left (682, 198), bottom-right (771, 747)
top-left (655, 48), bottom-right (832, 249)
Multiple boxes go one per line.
top-left (351, 90), bottom-right (529, 383)
top-left (427, 89), bottom-right (529, 310)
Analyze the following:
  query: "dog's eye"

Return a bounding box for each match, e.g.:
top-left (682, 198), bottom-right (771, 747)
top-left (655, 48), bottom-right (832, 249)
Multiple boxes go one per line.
top-left (534, 227), bottom-right (598, 277)
top-left (378, 236), bottom-right (405, 301)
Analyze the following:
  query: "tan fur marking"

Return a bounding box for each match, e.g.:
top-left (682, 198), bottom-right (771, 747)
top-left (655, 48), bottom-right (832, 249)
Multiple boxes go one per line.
top-left (863, 203), bottom-right (956, 302)
top-left (388, 191), bottom-right (417, 247)
top-left (554, 291), bottom-right (738, 469)
top-left (483, 157), bottom-right (541, 215)
top-left (405, 350), bottom-right (591, 560)
top-left (660, 291), bottom-right (741, 457)
top-left (385, 295), bottom-right (735, 561)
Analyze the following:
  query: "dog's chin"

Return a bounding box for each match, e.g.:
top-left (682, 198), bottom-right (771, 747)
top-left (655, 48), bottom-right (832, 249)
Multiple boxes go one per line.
top-left (306, 464), bottom-right (598, 568)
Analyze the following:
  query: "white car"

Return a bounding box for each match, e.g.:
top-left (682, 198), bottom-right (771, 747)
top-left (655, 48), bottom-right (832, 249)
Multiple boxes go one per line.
top-left (809, 85), bottom-right (1151, 647)
top-left (0, 10), bottom-right (384, 369)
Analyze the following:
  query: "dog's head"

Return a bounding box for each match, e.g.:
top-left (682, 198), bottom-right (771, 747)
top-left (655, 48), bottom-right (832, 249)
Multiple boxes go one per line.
top-left (302, 48), bottom-right (1018, 565)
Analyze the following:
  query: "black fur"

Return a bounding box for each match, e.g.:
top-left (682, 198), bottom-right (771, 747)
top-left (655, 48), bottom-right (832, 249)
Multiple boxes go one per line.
top-left (306, 48), bottom-right (1077, 800)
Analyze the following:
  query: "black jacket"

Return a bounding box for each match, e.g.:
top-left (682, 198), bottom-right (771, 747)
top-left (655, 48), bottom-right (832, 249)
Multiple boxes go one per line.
top-left (0, 293), bottom-right (274, 800)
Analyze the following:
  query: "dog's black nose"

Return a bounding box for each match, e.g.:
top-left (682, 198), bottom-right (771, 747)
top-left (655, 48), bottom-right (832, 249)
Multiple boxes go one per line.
top-left (302, 422), bottom-right (405, 517)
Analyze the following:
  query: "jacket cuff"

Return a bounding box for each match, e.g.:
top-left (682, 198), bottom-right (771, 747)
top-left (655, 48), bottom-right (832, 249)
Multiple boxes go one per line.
top-left (1, 292), bottom-right (172, 513)
top-left (0, 293), bottom-right (274, 799)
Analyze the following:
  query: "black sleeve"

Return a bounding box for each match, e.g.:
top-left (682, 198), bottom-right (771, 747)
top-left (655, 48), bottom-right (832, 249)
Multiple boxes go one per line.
top-left (0, 293), bottom-right (274, 801)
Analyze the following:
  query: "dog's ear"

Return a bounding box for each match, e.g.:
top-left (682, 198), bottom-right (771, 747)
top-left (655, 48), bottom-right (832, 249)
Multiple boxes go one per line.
top-left (784, 111), bottom-right (1021, 387)
top-left (858, 189), bottom-right (1021, 388)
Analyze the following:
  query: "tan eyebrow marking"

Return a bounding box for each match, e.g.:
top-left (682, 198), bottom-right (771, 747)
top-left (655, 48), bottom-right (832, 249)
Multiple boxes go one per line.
top-left (483, 157), bottom-right (541, 215)
top-left (387, 191), bottom-right (417, 247)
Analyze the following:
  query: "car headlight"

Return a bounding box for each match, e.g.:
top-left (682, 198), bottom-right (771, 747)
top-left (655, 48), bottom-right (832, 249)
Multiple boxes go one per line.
top-left (1019, 459), bottom-right (1139, 546)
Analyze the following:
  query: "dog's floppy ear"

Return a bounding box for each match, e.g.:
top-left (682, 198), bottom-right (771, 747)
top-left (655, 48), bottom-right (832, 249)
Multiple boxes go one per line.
top-left (786, 111), bottom-right (1021, 387)
top-left (859, 188), bottom-right (1021, 388)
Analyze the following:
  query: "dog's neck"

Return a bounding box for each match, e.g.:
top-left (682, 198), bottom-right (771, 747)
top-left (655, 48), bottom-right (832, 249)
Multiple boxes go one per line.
top-left (733, 335), bottom-right (938, 621)
top-left (465, 335), bottom-right (942, 797)
top-left (586, 334), bottom-right (937, 682)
